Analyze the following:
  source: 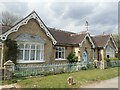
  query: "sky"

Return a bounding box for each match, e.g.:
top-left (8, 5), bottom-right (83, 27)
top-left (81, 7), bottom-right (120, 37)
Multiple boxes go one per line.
top-left (0, 0), bottom-right (119, 35)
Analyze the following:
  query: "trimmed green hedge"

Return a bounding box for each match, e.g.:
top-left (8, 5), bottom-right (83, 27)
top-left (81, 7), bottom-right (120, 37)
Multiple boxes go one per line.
top-left (105, 58), bottom-right (118, 61)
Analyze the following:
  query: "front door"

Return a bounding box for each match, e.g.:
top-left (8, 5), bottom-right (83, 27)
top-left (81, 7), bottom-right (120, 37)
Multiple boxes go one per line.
top-left (82, 51), bottom-right (88, 63)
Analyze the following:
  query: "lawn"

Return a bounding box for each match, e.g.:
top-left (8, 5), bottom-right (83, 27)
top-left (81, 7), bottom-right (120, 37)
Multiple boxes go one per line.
top-left (2, 67), bottom-right (119, 88)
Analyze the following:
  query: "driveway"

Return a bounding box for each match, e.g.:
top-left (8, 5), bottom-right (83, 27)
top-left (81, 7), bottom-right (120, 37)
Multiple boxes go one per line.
top-left (81, 77), bottom-right (119, 88)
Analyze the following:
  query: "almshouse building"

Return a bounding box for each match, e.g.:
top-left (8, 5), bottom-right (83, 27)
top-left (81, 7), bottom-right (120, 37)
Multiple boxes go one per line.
top-left (0, 11), bottom-right (118, 66)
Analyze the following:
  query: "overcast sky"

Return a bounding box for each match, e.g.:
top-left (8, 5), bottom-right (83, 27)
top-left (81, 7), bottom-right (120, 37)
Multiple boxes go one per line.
top-left (0, 0), bottom-right (119, 35)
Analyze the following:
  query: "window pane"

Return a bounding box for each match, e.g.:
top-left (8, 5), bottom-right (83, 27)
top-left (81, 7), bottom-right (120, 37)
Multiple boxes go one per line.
top-left (31, 50), bottom-right (35, 60)
top-left (18, 50), bottom-right (23, 59)
top-left (56, 52), bottom-right (58, 58)
top-left (41, 45), bottom-right (44, 50)
top-left (41, 51), bottom-right (44, 60)
top-left (36, 50), bottom-right (40, 60)
top-left (59, 52), bottom-right (61, 58)
top-left (25, 44), bottom-right (30, 49)
top-left (62, 52), bottom-right (64, 58)
top-left (25, 50), bottom-right (29, 60)
top-left (37, 45), bottom-right (40, 50)
top-left (31, 45), bottom-right (35, 49)
top-left (59, 47), bottom-right (61, 51)
top-left (62, 48), bottom-right (64, 51)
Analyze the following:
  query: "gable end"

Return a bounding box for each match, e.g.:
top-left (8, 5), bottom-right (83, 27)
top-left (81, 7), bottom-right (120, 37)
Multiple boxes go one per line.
top-left (104, 35), bottom-right (118, 51)
top-left (0, 11), bottom-right (57, 45)
top-left (80, 33), bottom-right (95, 48)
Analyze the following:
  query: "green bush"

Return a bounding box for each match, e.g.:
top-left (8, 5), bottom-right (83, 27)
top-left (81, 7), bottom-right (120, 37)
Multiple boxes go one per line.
top-left (105, 58), bottom-right (110, 62)
top-left (3, 39), bottom-right (19, 64)
top-left (67, 52), bottom-right (78, 63)
top-left (81, 66), bottom-right (87, 70)
top-left (105, 58), bottom-right (112, 67)
top-left (40, 71), bottom-right (50, 76)
top-left (110, 58), bottom-right (118, 60)
top-left (87, 63), bottom-right (94, 69)
top-left (105, 58), bottom-right (118, 61)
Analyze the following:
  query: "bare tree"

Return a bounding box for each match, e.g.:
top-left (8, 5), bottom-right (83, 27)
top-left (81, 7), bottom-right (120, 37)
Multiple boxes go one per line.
top-left (2, 11), bottom-right (22, 26)
top-left (112, 34), bottom-right (119, 47)
top-left (112, 34), bottom-right (119, 59)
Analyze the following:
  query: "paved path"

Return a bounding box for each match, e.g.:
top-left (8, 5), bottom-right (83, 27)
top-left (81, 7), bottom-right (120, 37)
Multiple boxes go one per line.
top-left (81, 77), bottom-right (119, 88)
top-left (0, 83), bottom-right (20, 89)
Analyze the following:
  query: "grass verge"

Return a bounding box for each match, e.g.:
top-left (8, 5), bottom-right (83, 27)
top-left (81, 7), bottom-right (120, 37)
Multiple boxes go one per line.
top-left (2, 67), bottom-right (119, 88)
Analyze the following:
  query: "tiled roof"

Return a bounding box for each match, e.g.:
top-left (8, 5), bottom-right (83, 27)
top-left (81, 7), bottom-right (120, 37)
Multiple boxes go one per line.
top-left (70, 33), bottom-right (87, 45)
top-left (92, 34), bottom-right (110, 47)
top-left (48, 28), bottom-right (73, 45)
top-left (49, 28), bottom-right (88, 45)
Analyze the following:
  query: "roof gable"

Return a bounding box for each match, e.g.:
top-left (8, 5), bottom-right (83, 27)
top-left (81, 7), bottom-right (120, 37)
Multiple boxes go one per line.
top-left (92, 34), bottom-right (117, 50)
top-left (92, 35), bottom-right (110, 47)
top-left (79, 33), bottom-right (95, 48)
top-left (104, 35), bottom-right (118, 51)
top-left (0, 11), bottom-right (57, 45)
top-left (70, 33), bottom-right (87, 45)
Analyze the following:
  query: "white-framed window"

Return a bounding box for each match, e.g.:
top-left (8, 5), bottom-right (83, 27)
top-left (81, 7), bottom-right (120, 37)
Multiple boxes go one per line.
top-left (17, 42), bottom-right (44, 63)
top-left (55, 47), bottom-right (65, 60)
top-left (106, 46), bottom-right (115, 58)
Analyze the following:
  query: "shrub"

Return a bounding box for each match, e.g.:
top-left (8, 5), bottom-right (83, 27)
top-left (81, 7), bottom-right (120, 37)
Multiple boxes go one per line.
top-left (3, 39), bottom-right (19, 64)
top-left (105, 58), bottom-right (112, 67)
top-left (105, 58), bottom-right (118, 61)
top-left (110, 58), bottom-right (118, 60)
top-left (67, 52), bottom-right (78, 63)
top-left (105, 58), bottom-right (110, 62)
top-left (81, 66), bottom-right (87, 70)
top-left (87, 63), bottom-right (94, 69)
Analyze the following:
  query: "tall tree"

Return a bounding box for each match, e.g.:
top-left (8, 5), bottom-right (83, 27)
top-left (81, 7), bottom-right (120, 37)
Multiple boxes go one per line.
top-left (2, 11), bottom-right (22, 26)
top-left (112, 34), bottom-right (119, 59)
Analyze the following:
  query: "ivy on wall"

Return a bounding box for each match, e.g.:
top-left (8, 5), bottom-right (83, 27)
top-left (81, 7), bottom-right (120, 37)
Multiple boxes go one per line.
top-left (3, 39), bottom-right (19, 65)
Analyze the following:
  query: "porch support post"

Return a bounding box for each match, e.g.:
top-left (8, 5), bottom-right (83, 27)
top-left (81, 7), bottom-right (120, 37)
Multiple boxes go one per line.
top-left (92, 49), bottom-right (95, 60)
top-left (100, 49), bottom-right (105, 69)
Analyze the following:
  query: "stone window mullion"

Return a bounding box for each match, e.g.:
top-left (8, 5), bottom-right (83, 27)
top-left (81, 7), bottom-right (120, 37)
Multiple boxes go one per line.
top-left (29, 44), bottom-right (31, 61)
top-left (40, 44), bottom-right (41, 61)
top-left (23, 44), bottom-right (26, 61)
top-left (35, 44), bottom-right (37, 61)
